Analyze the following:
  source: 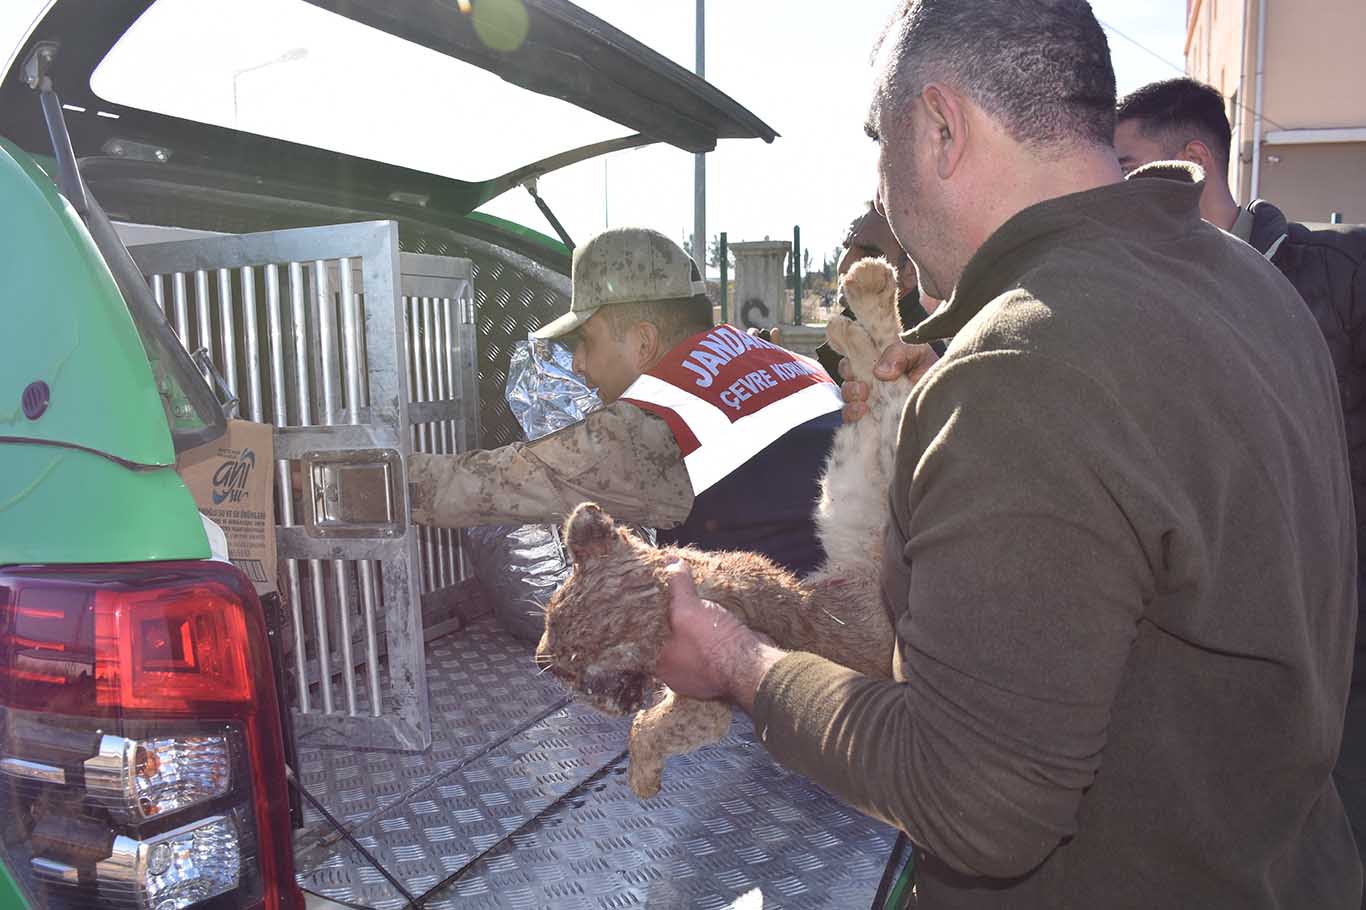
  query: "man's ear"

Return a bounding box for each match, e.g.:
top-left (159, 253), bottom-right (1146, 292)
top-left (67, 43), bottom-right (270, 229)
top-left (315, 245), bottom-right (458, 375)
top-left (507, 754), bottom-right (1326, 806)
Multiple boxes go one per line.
top-left (1179, 139), bottom-right (1218, 177)
top-left (565, 502), bottom-right (619, 564)
top-left (921, 83), bottom-right (969, 180)
top-left (633, 320), bottom-right (662, 366)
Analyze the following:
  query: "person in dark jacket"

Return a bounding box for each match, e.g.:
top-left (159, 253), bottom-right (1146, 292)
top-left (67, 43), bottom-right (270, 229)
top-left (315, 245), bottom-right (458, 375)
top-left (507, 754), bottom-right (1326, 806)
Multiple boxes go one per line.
top-left (656, 0), bottom-right (1360, 902)
top-left (1116, 77), bottom-right (1366, 882)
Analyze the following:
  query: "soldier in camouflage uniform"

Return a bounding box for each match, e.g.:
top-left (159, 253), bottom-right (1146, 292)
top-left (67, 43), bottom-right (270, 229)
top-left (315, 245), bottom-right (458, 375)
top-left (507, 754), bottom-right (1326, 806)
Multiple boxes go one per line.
top-left (409, 227), bottom-right (843, 577)
top-left (409, 227), bottom-right (703, 532)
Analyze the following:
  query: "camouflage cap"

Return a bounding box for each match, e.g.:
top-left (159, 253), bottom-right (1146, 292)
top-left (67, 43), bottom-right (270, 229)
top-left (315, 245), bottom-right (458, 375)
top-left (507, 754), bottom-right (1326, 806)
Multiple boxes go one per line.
top-left (533, 227), bottom-right (707, 339)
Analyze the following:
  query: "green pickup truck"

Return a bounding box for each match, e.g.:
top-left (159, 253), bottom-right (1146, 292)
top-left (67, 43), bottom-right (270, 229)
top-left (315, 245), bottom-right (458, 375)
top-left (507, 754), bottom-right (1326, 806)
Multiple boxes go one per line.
top-left (0, 2), bottom-right (902, 908)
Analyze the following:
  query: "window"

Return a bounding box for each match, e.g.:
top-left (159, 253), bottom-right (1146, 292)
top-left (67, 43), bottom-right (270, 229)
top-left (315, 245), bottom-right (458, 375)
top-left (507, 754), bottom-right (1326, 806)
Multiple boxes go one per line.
top-left (91, 0), bottom-right (634, 182)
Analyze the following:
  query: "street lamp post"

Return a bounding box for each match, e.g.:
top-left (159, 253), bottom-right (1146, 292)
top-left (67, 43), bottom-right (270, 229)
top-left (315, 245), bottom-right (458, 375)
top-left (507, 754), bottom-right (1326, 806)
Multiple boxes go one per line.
top-left (693, 0), bottom-right (705, 277)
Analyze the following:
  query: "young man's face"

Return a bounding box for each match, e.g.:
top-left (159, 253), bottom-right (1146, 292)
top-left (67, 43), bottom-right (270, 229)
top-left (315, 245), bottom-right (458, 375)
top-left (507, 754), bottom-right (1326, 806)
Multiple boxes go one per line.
top-left (1114, 118), bottom-right (1176, 175)
top-left (570, 310), bottom-right (644, 404)
top-left (838, 209), bottom-right (918, 299)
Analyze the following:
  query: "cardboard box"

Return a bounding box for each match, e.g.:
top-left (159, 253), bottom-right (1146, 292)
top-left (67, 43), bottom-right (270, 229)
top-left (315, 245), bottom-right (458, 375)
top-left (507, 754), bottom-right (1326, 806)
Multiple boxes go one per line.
top-left (177, 419), bottom-right (278, 595)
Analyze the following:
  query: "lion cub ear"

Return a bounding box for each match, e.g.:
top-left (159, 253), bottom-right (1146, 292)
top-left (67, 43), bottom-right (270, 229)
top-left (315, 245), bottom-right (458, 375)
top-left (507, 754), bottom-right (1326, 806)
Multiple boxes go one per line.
top-left (565, 502), bottom-right (619, 564)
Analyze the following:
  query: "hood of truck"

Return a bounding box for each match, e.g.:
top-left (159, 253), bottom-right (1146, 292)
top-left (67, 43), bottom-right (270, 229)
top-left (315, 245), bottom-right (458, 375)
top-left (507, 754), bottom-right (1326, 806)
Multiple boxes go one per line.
top-left (0, 0), bottom-right (777, 216)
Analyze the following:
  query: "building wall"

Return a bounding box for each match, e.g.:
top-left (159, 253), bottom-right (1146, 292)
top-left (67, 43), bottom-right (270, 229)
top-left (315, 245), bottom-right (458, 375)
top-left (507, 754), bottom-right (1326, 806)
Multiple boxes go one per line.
top-left (1186, 0), bottom-right (1246, 103)
top-left (1258, 0), bottom-right (1366, 131)
top-left (1184, 0), bottom-right (1366, 222)
top-left (1258, 143), bottom-right (1366, 224)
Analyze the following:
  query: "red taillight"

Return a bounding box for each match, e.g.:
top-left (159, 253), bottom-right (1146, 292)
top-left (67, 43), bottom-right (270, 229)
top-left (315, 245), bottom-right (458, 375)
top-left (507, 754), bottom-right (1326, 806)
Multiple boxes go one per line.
top-left (0, 562), bottom-right (303, 910)
top-left (94, 584), bottom-right (253, 710)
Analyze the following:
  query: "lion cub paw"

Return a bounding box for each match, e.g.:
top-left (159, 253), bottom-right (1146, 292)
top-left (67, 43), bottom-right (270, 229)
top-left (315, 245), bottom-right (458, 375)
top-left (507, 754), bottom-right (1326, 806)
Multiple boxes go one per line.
top-left (628, 754), bottom-right (663, 799)
top-left (840, 258), bottom-right (904, 351)
top-left (825, 314), bottom-right (883, 388)
top-left (626, 691), bottom-right (731, 799)
top-left (823, 313), bottom-right (857, 357)
top-left (843, 256), bottom-right (894, 298)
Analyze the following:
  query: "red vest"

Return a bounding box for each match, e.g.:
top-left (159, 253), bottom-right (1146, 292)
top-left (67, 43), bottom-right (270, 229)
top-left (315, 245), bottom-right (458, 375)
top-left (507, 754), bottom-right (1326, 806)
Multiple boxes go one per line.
top-left (621, 325), bottom-right (843, 494)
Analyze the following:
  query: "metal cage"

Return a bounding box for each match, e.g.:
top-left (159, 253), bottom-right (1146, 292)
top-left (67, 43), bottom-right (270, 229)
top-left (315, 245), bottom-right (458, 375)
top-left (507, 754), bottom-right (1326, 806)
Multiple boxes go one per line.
top-left (131, 220), bottom-right (477, 750)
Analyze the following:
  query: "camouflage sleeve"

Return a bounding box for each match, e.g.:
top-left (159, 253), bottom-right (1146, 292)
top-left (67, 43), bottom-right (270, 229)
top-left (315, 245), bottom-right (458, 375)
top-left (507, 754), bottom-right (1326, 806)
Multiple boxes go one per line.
top-left (407, 401), bottom-right (693, 529)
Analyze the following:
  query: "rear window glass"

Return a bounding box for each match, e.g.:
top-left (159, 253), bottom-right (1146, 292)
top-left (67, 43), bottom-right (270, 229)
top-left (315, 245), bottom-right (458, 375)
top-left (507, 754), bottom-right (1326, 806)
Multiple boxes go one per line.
top-left (90, 0), bottom-right (633, 183)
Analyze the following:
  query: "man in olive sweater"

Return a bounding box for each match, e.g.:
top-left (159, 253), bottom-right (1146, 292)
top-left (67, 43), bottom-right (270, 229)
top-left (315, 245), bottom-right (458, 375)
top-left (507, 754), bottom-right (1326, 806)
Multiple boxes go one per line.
top-left (655, 1), bottom-right (1362, 906)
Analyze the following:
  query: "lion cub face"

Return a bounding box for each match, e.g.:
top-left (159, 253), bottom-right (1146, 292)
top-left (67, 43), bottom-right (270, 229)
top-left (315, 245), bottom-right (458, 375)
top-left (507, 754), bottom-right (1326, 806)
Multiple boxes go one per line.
top-left (536, 504), bottom-right (673, 716)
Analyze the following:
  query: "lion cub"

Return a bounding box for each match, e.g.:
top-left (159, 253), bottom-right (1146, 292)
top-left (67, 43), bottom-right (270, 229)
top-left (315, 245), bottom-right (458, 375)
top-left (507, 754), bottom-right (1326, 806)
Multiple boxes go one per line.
top-left (536, 259), bottom-right (915, 798)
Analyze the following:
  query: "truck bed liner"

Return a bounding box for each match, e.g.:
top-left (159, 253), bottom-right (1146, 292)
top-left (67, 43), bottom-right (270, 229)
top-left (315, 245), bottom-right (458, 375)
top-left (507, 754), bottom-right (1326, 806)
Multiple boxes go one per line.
top-left (292, 620), bottom-right (896, 908)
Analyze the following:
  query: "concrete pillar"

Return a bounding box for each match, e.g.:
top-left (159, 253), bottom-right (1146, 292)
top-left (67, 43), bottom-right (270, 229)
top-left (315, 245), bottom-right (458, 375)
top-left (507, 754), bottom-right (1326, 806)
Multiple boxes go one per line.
top-left (729, 240), bottom-right (791, 332)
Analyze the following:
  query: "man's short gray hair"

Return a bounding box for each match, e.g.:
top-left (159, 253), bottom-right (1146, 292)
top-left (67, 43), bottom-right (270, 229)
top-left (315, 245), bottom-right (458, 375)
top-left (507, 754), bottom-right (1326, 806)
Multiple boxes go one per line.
top-left (879, 0), bottom-right (1117, 151)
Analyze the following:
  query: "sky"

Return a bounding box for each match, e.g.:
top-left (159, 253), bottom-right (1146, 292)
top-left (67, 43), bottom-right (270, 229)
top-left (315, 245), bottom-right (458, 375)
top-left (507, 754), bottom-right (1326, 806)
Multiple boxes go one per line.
top-left (477, 0), bottom-right (1192, 271)
top-left (2, 0), bottom-right (1190, 275)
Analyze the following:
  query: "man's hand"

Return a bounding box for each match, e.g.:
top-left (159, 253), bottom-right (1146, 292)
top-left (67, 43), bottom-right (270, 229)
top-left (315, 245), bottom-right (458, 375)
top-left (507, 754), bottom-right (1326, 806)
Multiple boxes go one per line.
top-left (746, 326), bottom-right (783, 345)
top-left (839, 340), bottom-right (938, 422)
top-left (654, 561), bottom-right (786, 712)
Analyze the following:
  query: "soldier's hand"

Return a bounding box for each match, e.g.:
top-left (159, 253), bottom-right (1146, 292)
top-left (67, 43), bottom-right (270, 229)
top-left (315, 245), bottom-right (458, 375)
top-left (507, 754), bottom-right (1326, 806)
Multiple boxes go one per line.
top-left (839, 341), bottom-right (938, 423)
top-left (745, 326), bottom-right (782, 345)
top-left (407, 454), bottom-right (437, 525)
